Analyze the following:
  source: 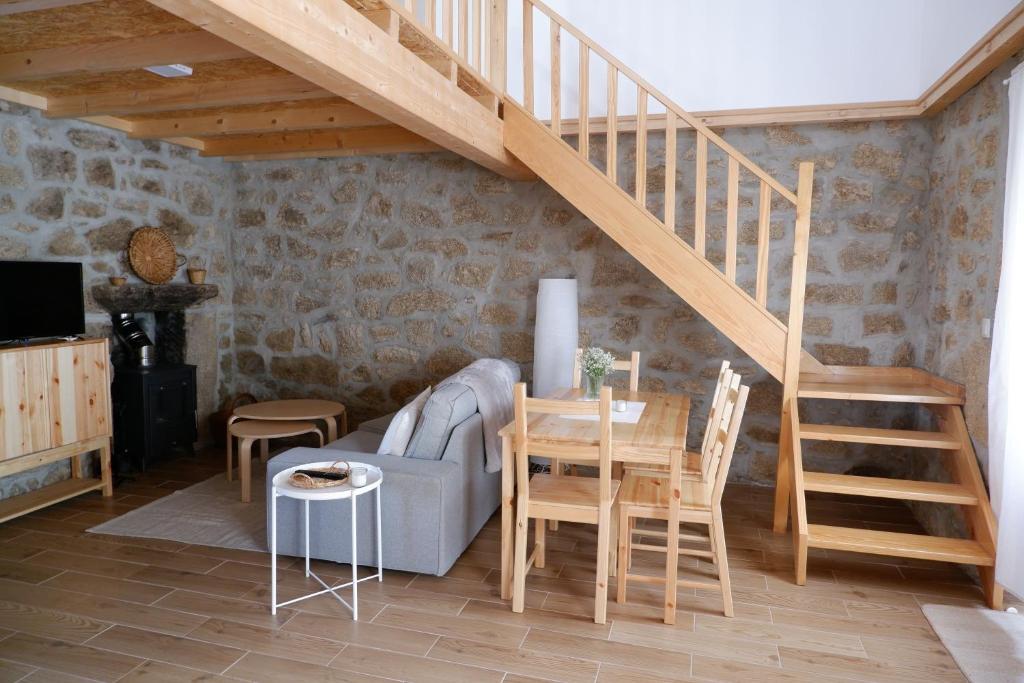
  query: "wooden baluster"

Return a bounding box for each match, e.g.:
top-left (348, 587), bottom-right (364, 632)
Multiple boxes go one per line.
top-left (426, 0), bottom-right (436, 32)
top-left (664, 109), bottom-right (676, 233)
top-left (442, 0), bottom-right (452, 45)
top-left (726, 156), bottom-right (739, 281)
top-left (694, 132), bottom-right (707, 256)
top-left (458, 0), bottom-right (468, 59)
top-left (755, 180), bottom-right (771, 306)
top-left (578, 43), bottom-right (589, 160)
top-left (403, 0), bottom-right (413, 11)
top-left (489, 0), bottom-right (506, 92)
top-left (473, 0), bottom-right (482, 69)
top-left (550, 21), bottom-right (560, 135)
top-left (635, 87), bottom-right (647, 206)
top-left (607, 64), bottom-right (617, 184)
top-left (523, 0), bottom-right (533, 112)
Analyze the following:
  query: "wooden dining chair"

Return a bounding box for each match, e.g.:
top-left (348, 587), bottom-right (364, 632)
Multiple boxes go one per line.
top-left (554, 348), bottom-right (641, 485)
top-left (623, 359), bottom-right (731, 479)
top-left (512, 382), bottom-right (619, 624)
top-left (615, 372), bottom-right (749, 623)
top-left (572, 348), bottom-right (641, 391)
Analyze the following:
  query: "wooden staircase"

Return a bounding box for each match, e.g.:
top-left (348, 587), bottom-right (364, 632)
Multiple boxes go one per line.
top-left (775, 368), bottom-right (1001, 608)
top-left (324, 0), bottom-right (1003, 605)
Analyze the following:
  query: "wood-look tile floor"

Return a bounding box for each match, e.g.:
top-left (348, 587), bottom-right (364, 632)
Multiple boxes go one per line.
top-left (0, 449), bottom-right (1010, 682)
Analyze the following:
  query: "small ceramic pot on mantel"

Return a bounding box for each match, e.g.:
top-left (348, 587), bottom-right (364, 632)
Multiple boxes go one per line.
top-left (187, 268), bottom-right (207, 284)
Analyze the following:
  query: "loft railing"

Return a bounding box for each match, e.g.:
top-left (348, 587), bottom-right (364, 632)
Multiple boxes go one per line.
top-left (395, 0), bottom-right (508, 91)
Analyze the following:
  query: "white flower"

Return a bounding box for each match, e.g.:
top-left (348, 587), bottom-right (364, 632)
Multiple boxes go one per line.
top-left (580, 346), bottom-right (615, 377)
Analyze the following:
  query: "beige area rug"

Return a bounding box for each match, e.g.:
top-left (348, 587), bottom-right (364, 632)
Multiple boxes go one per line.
top-left (923, 604), bottom-right (1024, 682)
top-left (87, 472), bottom-right (268, 552)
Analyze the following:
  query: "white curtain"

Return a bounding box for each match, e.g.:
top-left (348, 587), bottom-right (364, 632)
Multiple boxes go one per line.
top-left (990, 62), bottom-right (1024, 600)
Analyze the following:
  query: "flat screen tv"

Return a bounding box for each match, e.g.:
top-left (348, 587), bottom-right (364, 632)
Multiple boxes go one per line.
top-left (0, 260), bottom-right (86, 342)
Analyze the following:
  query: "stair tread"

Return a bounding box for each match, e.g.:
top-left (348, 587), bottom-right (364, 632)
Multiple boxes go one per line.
top-left (798, 378), bottom-right (963, 404)
top-left (806, 524), bottom-right (993, 565)
top-left (799, 423), bottom-right (961, 449)
top-left (803, 472), bottom-right (979, 504)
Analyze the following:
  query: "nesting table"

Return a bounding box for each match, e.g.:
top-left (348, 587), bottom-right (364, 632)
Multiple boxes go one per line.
top-left (269, 462), bottom-right (383, 620)
top-left (226, 399), bottom-right (347, 501)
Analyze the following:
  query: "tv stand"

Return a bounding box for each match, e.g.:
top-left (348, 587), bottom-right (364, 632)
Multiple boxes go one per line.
top-left (0, 338), bottom-right (113, 522)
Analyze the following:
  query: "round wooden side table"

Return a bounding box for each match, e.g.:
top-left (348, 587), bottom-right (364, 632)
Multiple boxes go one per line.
top-left (270, 461), bottom-right (383, 620)
top-left (226, 399), bottom-right (346, 486)
top-left (228, 419), bottom-right (323, 502)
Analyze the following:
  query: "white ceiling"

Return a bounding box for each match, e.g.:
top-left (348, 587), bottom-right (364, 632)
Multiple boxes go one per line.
top-left (505, 0), bottom-right (1018, 117)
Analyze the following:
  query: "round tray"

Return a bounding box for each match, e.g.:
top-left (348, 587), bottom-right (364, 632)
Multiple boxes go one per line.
top-left (128, 227), bottom-right (178, 284)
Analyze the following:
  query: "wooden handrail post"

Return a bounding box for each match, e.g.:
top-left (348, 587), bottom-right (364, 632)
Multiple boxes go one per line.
top-left (488, 0), bottom-right (507, 92)
top-left (772, 160), bottom-right (814, 535)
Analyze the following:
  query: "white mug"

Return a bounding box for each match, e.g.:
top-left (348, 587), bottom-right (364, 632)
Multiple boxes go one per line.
top-left (350, 467), bottom-right (368, 487)
top-left (614, 399), bottom-right (627, 412)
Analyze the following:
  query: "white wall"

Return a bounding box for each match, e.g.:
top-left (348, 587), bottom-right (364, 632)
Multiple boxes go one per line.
top-left (503, 0), bottom-right (1018, 119)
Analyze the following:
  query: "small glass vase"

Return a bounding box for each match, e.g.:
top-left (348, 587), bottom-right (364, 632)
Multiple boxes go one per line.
top-left (584, 373), bottom-right (605, 401)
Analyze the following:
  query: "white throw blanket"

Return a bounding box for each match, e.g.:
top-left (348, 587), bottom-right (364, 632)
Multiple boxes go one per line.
top-left (438, 358), bottom-right (519, 473)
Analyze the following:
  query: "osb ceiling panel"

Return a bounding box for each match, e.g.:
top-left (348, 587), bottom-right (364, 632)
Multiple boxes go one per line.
top-left (0, 0), bottom-right (195, 54)
top-left (4, 58), bottom-right (290, 98)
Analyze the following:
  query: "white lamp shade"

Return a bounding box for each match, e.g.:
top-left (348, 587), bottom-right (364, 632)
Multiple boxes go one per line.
top-left (532, 278), bottom-right (578, 398)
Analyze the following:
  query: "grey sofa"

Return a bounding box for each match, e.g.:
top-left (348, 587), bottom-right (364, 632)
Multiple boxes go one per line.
top-left (265, 381), bottom-right (503, 576)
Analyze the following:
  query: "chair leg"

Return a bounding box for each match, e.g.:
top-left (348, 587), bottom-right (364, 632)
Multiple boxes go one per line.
top-left (627, 517), bottom-right (635, 570)
top-left (594, 504), bottom-right (611, 625)
top-left (512, 502), bottom-right (529, 613)
top-left (240, 439), bottom-right (253, 503)
top-left (616, 505), bottom-right (630, 603)
top-left (711, 507), bottom-right (733, 617)
top-left (549, 460), bottom-right (559, 531)
top-left (535, 517), bottom-right (546, 569)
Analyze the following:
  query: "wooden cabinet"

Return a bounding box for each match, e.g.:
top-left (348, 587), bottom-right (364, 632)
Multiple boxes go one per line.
top-left (0, 338), bottom-right (113, 523)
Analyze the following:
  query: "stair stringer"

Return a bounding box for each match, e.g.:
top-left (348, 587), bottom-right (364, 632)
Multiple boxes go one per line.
top-left (503, 101), bottom-right (824, 382)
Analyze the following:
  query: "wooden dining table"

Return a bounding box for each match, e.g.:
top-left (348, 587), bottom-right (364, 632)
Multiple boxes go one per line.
top-left (496, 388), bottom-right (691, 601)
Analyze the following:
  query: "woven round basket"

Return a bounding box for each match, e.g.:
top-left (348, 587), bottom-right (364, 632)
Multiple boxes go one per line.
top-left (288, 460), bottom-right (351, 489)
top-left (128, 227), bottom-right (180, 284)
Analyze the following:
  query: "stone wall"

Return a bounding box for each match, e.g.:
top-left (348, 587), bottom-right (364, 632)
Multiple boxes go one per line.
top-left (0, 53), bottom-right (1014, 500)
top-left (923, 60), bottom-right (1012, 470)
top-left (229, 113), bottom-right (935, 484)
top-left (907, 56), bottom-right (1016, 538)
top-left (0, 101), bottom-right (234, 498)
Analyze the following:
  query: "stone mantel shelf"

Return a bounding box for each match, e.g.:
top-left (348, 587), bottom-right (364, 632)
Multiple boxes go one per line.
top-left (92, 284), bottom-right (219, 313)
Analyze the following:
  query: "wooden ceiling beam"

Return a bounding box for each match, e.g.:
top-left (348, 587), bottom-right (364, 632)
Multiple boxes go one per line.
top-left (0, 0), bottom-right (98, 15)
top-left (126, 100), bottom-right (387, 138)
top-left (200, 125), bottom-right (438, 159)
top-left (146, 0), bottom-right (533, 179)
top-left (0, 31), bottom-right (251, 81)
top-left (43, 74), bottom-right (330, 117)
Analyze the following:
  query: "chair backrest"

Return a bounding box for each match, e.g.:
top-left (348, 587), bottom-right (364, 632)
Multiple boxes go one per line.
top-left (703, 376), bottom-right (750, 506)
top-left (513, 382), bottom-right (614, 506)
top-left (572, 348), bottom-right (640, 392)
top-left (699, 360), bottom-right (731, 457)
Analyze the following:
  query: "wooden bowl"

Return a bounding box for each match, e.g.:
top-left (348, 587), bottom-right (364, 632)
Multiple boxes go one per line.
top-left (109, 276), bottom-right (127, 287)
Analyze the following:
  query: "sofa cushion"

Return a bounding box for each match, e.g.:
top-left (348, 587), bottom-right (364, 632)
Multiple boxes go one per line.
top-left (377, 387), bottom-right (431, 456)
top-left (405, 383), bottom-right (477, 461)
